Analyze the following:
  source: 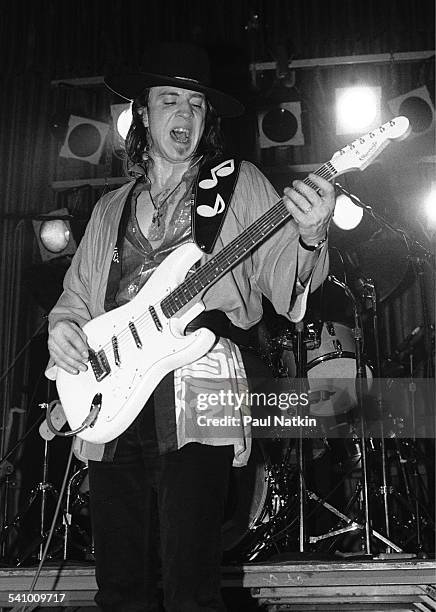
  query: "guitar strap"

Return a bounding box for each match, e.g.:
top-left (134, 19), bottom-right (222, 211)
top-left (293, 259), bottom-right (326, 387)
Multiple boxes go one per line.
top-left (104, 156), bottom-right (241, 311)
top-left (192, 157), bottom-right (241, 254)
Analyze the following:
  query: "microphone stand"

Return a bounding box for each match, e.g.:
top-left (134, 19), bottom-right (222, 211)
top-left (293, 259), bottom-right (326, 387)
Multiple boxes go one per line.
top-left (328, 274), bottom-right (372, 555)
top-left (295, 321), bottom-right (307, 553)
top-left (360, 278), bottom-right (392, 550)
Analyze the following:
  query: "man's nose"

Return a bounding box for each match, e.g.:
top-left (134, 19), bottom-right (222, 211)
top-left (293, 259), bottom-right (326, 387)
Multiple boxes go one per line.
top-left (177, 100), bottom-right (193, 117)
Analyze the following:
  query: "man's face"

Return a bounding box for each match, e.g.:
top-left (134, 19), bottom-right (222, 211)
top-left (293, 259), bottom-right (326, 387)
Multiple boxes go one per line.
top-left (143, 86), bottom-right (207, 164)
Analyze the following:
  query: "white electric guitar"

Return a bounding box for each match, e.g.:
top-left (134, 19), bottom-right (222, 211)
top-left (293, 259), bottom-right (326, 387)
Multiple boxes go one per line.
top-left (56, 117), bottom-right (410, 443)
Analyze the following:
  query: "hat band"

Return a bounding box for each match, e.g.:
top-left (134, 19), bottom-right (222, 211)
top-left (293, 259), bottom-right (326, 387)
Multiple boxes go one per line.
top-left (173, 75), bottom-right (201, 84)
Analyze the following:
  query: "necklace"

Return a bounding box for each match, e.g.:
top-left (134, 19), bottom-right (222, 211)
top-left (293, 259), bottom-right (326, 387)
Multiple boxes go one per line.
top-left (149, 181), bottom-right (182, 227)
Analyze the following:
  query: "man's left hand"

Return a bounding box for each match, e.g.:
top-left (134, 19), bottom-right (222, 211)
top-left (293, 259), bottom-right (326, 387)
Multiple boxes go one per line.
top-left (283, 174), bottom-right (336, 246)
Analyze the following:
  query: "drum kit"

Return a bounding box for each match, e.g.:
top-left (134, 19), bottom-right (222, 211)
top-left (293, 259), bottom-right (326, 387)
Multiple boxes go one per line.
top-left (219, 234), bottom-right (434, 562)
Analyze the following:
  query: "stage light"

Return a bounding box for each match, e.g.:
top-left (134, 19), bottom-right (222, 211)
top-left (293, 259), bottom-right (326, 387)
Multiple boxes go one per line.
top-left (257, 102), bottom-right (304, 148)
top-left (388, 86), bottom-right (434, 138)
top-left (335, 86), bottom-right (382, 135)
top-left (40, 220), bottom-right (70, 252)
top-left (110, 103), bottom-right (132, 146)
top-left (59, 115), bottom-right (110, 165)
top-left (32, 208), bottom-right (77, 262)
top-left (332, 193), bottom-right (364, 230)
top-left (424, 187), bottom-right (436, 227)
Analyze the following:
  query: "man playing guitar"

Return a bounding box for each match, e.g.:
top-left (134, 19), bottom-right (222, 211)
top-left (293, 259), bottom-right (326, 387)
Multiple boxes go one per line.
top-left (46, 42), bottom-right (333, 611)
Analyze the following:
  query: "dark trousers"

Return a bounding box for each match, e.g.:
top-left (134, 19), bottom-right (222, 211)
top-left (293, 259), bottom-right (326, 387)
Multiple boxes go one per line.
top-left (88, 406), bottom-right (233, 612)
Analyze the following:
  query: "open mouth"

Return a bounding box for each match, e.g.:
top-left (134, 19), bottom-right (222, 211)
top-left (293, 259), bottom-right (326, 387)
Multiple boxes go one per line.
top-left (170, 127), bottom-right (191, 144)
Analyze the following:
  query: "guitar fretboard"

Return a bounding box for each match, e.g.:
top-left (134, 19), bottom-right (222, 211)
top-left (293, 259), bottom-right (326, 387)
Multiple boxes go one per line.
top-left (160, 161), bottom-right (337, 317)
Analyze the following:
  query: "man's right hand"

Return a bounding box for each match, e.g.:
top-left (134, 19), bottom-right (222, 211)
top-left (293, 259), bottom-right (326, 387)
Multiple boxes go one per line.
top-left (48, 320), bottom-right (89, 375)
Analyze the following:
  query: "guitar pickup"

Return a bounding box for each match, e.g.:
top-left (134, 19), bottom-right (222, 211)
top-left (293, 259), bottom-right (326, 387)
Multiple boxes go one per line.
top-left (89, 349), bottom-right (111, 382)
top-left (112, 335), bottom-right (121, 366)
top-left (129, 321), bottom-right (142, 348)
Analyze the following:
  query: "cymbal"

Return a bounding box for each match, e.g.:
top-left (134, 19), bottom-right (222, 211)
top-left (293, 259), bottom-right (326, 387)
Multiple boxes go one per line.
top-left (351, 235), bottom-right (409, 302)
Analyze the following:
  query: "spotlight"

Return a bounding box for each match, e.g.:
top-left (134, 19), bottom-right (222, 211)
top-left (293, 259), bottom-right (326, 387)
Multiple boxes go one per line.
top-left (32, 208), bottom-right (77, 262)
top-left (110, 103), bottom-right (133, 147)
top-left (388, 86), bottom-right (434, 138)
top-left (332, 193), bottom-right (364, 230)
top-left (335, 86), bottom-right (382, 135)
top-left (59, 115), bottom-right (110, 165)
top-left (424, 186), bottom-right (436, 228)
top-left (257, 102), bottom-right (304, 148)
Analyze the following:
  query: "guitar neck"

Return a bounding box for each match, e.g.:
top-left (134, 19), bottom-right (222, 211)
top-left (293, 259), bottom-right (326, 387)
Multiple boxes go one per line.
top-left (161, 160), bottom-right (337, 317)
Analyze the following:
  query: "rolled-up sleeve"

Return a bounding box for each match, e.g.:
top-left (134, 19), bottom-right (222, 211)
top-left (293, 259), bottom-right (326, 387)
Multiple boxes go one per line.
top-left (236, 162), bottom-right (329, 321)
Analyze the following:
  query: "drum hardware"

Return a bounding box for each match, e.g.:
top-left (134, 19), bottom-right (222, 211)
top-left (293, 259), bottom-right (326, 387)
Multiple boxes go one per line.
top-left (284, 274), bottom-right (402, 556)
top-left (397, 351), bottom-right (430, 555)
top-left (264, 311), bottom-right (374, 554)
top-left (373, 441), bottom-right (434, 555)
top-left (325, 321), bottom-right (336, 337)
top-left (326, 273), bottom-right (375, 555)
top-left (307, 487), bottom-right (403, 552)
top-left (274, 329), bottom-right (294, 351)
top-left (0, 402), bottom-right (93, 565)
top-left (304, 322), bottom-right (321, 351)
top-left (2, 443), bottom-right (61, 565)
top-left (0, 400), bottom-right (65, 565)
top-left (305, 320), bottom-right (374, 418)
top-left (397, 253), bottom-right (434, 553)
top-left (259, 311), bottom-right (410, 557)
top-left (353, 269), bottom-right (428, 554)
top-left (0, 410), bottom-right (47, 562)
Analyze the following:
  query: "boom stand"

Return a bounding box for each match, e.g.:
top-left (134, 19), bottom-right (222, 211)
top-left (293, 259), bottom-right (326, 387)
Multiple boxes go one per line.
top-left (359, 277), bottom-right (392, 551)
top-left (295, 320), bottom-right (307, 552)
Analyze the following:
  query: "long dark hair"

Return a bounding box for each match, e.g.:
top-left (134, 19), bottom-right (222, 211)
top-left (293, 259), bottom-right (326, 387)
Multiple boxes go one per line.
top-left (124, 89), bottom-right (224, 174)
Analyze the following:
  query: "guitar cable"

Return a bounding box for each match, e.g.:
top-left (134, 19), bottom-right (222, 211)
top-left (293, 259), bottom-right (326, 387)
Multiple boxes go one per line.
top-left (44, 394), bottom-right (102, 437)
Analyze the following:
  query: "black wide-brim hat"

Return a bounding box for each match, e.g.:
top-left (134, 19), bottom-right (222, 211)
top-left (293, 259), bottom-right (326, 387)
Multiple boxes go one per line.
top-left (105, 42), bottom-right (244, 118)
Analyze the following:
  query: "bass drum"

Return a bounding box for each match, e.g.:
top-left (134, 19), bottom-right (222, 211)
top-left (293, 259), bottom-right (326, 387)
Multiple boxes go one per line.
top-left (222, 440), bottom-right (269, 552)
top-left (307, 322), bottom-right (373, 417)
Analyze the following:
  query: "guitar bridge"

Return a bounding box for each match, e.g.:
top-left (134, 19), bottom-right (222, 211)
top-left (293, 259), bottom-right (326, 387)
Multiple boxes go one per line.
top-left (89, 349), bottom-right (111, 382)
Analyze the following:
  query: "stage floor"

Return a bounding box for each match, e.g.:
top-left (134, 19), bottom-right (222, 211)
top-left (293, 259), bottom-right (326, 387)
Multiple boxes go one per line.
top-left (1, 558), bottom-right (435, 611)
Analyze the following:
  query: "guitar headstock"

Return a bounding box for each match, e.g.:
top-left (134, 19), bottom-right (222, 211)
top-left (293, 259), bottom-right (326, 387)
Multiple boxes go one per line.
top-left (330, 116), bottom-right (411, 176)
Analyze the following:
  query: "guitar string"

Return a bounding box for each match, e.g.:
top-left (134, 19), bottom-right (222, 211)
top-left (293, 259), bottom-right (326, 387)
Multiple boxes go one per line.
top-left (91, 162), bottom-right (336, 361)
